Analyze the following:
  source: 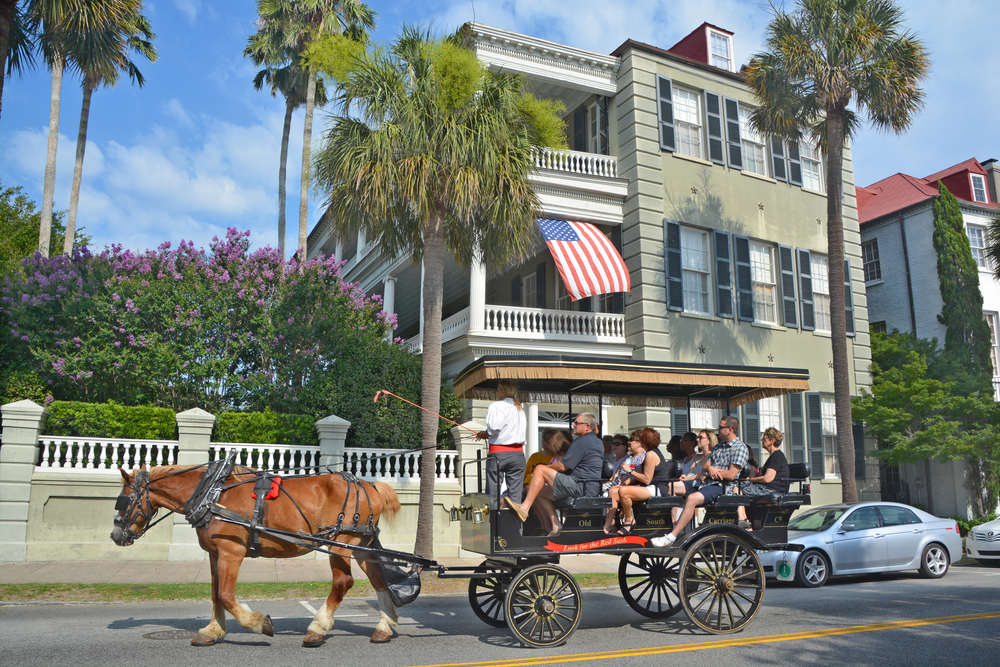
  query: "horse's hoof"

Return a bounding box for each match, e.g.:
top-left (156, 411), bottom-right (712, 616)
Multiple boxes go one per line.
top-left (370, 629), bottom-right (393, 643)
top-left (302, 631), bottom-right (325, 648)
top-left (261, 615), bottom-right (274, 637)
top-left (191, 634), bottom-right (217, 647)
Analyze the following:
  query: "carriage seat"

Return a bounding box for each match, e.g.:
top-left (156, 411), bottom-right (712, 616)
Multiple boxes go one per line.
top-left (554, 460), bottom-right (614, 510)
top-left (706, 464), bottom-right (753, 507)
top-left (640, 460), bottom-right (685, 509)
top-left (748, 462), bottom-right (811, 507)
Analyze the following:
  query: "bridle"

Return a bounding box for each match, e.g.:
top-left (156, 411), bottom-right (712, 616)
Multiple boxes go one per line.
top-left (113, 469), bottom-right (177, 543)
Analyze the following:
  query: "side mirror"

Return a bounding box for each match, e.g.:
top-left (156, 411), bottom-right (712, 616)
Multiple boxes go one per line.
top-left (839, 523), bottom-right (856, 533)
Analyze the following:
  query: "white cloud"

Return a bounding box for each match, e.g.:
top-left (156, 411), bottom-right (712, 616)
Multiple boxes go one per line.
top-left (165, 98), bottom-right (195, 128)
top-left (172, 0), bottom-right (201, 23)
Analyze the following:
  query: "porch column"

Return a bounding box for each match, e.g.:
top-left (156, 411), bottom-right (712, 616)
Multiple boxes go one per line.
top-left (358, 229), bottom-right (367, 255)
top-left (383, 275), bottom-right (397, 335)
top-left (418, 259), bottom-right (425, 353)
top-left (0, 400), bottom-right (49, 561)
top-left (171, 408), bottom-right (216, 561)
top-left (469, 244), bottom-right (486, 333)
top-left (526, 403), bottom-right (539, 457)
top-left (335, 239), bottom-right (343, 262)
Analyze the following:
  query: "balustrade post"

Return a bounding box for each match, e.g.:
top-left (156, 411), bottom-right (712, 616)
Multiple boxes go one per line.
top-left (452, 420), bottom-right (486, 494)
top-left (0, 400), bottom-right (49, 561)
top-left (316, 414), bottom-right (351, 469)
top-left (170, 408), bottom-right (216, 561)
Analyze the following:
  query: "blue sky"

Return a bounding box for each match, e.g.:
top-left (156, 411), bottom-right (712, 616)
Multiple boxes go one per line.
top-left (1, 0), bottom-right (997, 255)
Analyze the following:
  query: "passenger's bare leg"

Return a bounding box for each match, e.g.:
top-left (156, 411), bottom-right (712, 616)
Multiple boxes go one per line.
top-left (603, 486), bottom-right (622, 533)
top-left (671, 492), bottom-right (704, 538)
top-left (507, 465), bottom-right (557, 522)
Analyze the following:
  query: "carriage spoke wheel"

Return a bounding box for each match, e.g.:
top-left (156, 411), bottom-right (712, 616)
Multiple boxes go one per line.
top-left (618, 552), bottom-right (682, 618)
top-left (468, 561), bottom-right (514, 627)
top-left (678, 534), bottom-right (765, 634)
top-left (504, 564), bottom-right (582, 648)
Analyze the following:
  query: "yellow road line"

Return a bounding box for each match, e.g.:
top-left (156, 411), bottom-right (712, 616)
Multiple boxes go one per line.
top-left (410, 611), bottom-right (1000, 667)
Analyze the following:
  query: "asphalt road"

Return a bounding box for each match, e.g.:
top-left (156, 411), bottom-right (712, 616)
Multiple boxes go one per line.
top-left (2, 562), bottom-right (998, 667)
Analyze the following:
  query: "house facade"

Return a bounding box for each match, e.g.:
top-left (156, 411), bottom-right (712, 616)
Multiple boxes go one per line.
top-left (308, 22), bottom-right (879, 507)
top-left (858, 158), bottom-right (1000, 518)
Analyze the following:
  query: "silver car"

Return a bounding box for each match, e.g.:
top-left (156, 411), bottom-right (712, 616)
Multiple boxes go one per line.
top-left (966, 516), bottom-right (1000, 567)
top-left (758, 502), bottom-right (962, 588)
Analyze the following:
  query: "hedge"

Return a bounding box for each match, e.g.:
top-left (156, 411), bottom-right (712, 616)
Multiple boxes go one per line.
top-left (214, 411), bottom-right (318, 448)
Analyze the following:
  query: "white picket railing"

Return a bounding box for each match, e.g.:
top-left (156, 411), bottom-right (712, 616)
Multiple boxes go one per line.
top-left (338, 447), bottom-right (459, 483)
top-left (211, 443), bottom-right (322, 476)
top-left (36, 436), bottom-right (178, 473)
top-left (533, 147), bottom-right (618, 178)
top-left (484, 304), bottom-right (626, 340)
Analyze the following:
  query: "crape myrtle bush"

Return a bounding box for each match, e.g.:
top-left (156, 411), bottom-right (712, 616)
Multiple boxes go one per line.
top-left (2, 228), bottom-right (461, 447)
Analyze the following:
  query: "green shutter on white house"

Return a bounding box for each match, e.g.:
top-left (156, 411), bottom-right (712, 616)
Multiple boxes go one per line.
top-left (787, 393), bottom-right (805, 464)
top-left (853, 420), bottom-right (866, 480)
top-left (657, 77), bottom-right (676, 152)
top-left (806, 392), bottom-right (824, 479)
top-left (705, 91), bottom-right (726, 165)
top-left (733, 235), bottom-right (754, 322)
top-left (672, 408), bottom-right (690, 438)
top-left (511, 275), bottom-right (521, 307)
top-left (612, 225), bottom-right (625, 313)
top-left (778, 244), bottom-right (798, 328)
top-left (723, 97), bottom-right (743, 169)
top-left (770, 137), bottom-right (787, 182)
top-left (797, 248), bottom-right (815, 331)
top-left (596, 96), bottom-right (609, 155)
top-left (714, 230), bottom-right (733, 318)
top-left (742, 401), bottom-right (760, 463)
top-left (664, 219), bottom-right (683, 311)
top-left (787, 141), bottom-right (803, 186)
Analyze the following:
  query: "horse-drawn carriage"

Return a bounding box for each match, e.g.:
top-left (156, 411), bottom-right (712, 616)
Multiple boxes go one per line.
top-left (111, 354), bottom-right (813, 649)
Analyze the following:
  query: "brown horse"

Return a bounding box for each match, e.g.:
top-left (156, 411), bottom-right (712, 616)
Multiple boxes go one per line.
top-left (111, 464), bottom-right (401, 647)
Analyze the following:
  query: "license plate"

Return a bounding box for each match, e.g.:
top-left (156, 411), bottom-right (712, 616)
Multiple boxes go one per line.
top-left (776, 560), bottom-right (794, 581)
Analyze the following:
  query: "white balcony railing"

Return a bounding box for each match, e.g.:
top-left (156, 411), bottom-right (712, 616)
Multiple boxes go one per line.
top-left (484, 304), bottom-right (625, 339)
top-left (533, 147), bottom-right (618, 178)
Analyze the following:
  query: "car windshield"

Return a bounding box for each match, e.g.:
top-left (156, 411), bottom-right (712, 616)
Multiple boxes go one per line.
top-left (789, 507), bottom-right (846, 532)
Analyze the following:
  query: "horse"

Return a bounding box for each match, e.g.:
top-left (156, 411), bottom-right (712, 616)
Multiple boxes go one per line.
top-left (111, 464), bottom-right (401, 647)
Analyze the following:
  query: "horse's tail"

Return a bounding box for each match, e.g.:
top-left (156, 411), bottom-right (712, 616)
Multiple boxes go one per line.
top-left (372, 481), bottom-right (401, 524)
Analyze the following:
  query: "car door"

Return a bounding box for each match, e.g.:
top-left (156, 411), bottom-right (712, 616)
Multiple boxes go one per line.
top-left (877, 506), bottom-right (924, 568)
top-left (832, 506), bottom-right (887, 573)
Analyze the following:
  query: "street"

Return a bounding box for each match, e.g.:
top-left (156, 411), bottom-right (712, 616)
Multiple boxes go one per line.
top-left (2, 562), bottom-right (998, 666)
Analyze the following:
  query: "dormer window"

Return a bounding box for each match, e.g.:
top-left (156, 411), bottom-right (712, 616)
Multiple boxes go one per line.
top-left (971, 173), bottom-right (988, 203)
top-left (709, 31), bottom-right (732, 71)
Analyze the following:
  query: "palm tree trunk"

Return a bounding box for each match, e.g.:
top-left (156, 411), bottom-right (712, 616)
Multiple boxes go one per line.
top-left (414, 215), bottom-right (446, 559)
top-left (39, 55), bottom-right (64, 257)
top-left (825, 106), bottom-right (857, 503)
top-left (0, 0), bottom-right (15, 125)
top-left (65, 79), bottom-right (94, 256)
top-left (297, 66), bottom-right (317, 259)
top-left (278, 96), bottom-right (294, 261)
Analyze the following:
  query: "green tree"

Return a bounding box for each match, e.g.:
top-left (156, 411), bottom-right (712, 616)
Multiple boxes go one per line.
top-left (0, 179), bottom-right (85, 277)
top-left (312, 26), bottom-right (565, 557)
top-left (63, 5), bottom-right (156, 255)
top-left (853, 332), bottom-right (1000, 517)
top-left (746, 0), bottom-right (929, 503)
top-left (931, 181), bottom-right (993, 395)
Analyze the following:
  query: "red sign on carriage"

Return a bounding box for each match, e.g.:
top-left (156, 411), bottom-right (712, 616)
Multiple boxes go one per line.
top-left (544, 535), bottom-right (648, 552)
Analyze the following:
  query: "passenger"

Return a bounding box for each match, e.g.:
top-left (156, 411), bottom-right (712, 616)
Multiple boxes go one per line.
top-left (736, 427), bottom-right (790, 528)
top-left (657, 429), bottom-right (716, 525)
top-left (602, 428), bottom-right (672, 534)
top-left (602, 435), bottom-right (617, 464)
top-left (523, 429), bottom-right (571, 532)
top-left (504, 412), bottom-right (605, 537)
top-left (650, 416), bottom-right (750, 548)
top-left (601, 434), bottom-right (632, 494)
top-left (666, 434), bottom-right (684, 461)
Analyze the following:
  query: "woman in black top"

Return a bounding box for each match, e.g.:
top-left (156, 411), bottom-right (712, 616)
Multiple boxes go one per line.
top-left (603, 427), bottom-right (671, 534)
top-left (738, 427), bottom-right (790, 528)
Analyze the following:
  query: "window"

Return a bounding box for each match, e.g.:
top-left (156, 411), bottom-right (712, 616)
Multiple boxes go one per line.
top-left (821, 395), bottom-right (839, 477)
top-left (690, 407), bottom-right (722, 433)
top-left (709, 32), bottom-right (732, 71)
top-left (749, 242), bottom-right (777, 323)
top-left (878, 506), bottom-right (920, 527)
top-left (811, 255), bottom-right (831, 333)
top-left (758, 397), bottom-right (784, 465)
top-left (971, 174), bottom-right (988, 203)
top-left (738, 106), bottom-right (767, 176)
top-left (986, 312), bottom-right (1000, 379)
top-left (680, 227), bottom-right (711, 314)
top-left (800, 140), bottom-right (823, 192)
top-left (870, 321), bottom-right (887, 335)
top-left (521, 272), bottom-right (537, 308)
top-left (674, 87), bottom-right (703, 159)
top-left (862, 239), bottom-right (881, 282)
top-left (967, 225), bottom-right (988, 269)
top-left (556, 279), bottom-right (573, 310)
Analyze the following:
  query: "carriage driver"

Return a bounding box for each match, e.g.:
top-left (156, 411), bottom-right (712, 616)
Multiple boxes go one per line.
top-left (475, 380), bottom-right (528, 510)
top-left (503, 412), bottom-right (605, 537)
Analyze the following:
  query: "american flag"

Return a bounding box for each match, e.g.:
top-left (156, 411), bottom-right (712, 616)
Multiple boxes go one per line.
top-left (535, 218), bottom-right (630, 301)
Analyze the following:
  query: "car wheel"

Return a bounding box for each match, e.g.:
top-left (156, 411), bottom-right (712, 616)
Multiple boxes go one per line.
top-left (919, 544), bottom-right (949, 578)
top-left (795, 550), bottom-right (829, 588)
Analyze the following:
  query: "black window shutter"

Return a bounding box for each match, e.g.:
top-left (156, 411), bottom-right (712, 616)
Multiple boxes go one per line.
top-left (723, 97), bottom-right (743, 169)
top-left (770, 137), bottom-right (787, 181)
top-left (714, 230), bottom-right (733, 318)
top-left (597, 96), bottom-right (609, 155)
top-left (806, 392), bottom-right (825, 479)
top-left (844, 259), bottom-right (855, 337)
top-left (778, 244), bottom-right (798, 328)
top-left (657, 76), bottom-right (676, 152)
top-left (853, 420), bottom-right (866, 480)
top-left (511, 275), bottom-right (521, 307)
top-left (733, 235), bottom-right (754, 322)
top-left (705, 91), bottom-right (725, 165)
top-left (787, 393), bottom-right (805, 464)
top-left (743, 401), bottom-right (760, 463)
top-left (535, 263), bottom-right (546, 310)
top-left (672, 408), bottom-right (689, 437)
top-left (787, 141), bottom-right (803, 186)
top-left (611, 225), bottom-right (625, 313)
top-left (797, 248), bottom-right (815, 331)
top-left (573, 108), bottom-right (587, 152)
top-left (664, 219), bottom-right (683, 311)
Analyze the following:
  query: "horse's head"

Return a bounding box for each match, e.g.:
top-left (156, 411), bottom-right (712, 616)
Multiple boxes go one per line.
top-left (111, 466), bottom-right (156, 547)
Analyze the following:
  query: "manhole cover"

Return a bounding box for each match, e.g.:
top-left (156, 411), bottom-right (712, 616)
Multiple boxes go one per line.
top-left (143, 630), bottom-right (198, 640)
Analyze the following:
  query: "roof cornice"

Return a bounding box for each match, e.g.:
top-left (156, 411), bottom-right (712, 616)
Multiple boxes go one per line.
top-left (612, 39), bottom-right (746, 83)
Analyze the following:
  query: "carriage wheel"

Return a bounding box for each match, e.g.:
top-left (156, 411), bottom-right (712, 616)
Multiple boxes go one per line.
top-left (504, 564), bottom-right (582, 648)
top-left (678, 534), bottom-right (765, 634)
top-left (618, 552), bottom-right (683, 618)
top-left (468, 561), bottom-right (513, 627)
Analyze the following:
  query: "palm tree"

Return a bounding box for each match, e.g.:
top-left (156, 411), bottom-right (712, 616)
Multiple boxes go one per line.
top-left (63, 8), bottom-right (156, 255)
top-left (245, 39), bottom-right (328, 259)
top-left (1, 0), bottom-right (37, 125)
top-left (313, 27), bottom-right (565, 557)
top-left (254, 0), bottom-right (375, 259)
top-left (746, 0), bottom-right (929, 503)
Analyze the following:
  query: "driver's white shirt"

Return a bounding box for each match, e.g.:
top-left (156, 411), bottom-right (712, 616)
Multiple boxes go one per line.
top-left (485, 397), bottom-right (526, 445)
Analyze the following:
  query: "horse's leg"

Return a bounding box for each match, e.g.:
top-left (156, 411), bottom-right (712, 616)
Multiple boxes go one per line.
top-left (212, 547), bottom-right (274, 638)
top-left (302, 554), bottom-right (354, 647)
top-left (192, 552), bottom-right (228, 646)
top-left (358, 555), bottom-right (398, 643)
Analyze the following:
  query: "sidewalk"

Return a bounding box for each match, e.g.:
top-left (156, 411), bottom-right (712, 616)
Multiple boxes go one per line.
top-left (0, 553), bottom-right (622, 585)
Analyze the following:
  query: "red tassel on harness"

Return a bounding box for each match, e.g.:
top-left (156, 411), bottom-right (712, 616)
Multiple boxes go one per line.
top-left (252, 476), bottom-right (282, 500)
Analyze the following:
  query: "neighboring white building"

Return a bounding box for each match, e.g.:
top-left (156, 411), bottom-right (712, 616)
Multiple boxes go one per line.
top-left (858, 157), bottom-right (1000, 518)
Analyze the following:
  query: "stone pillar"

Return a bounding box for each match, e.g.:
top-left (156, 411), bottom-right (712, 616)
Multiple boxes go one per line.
top-left (0, 400), bottom-right (49, 561)
top-left (316, 414), bottom-right (351, 469)
top-left (170, 407), bottom-right (216, 561)
top-left (526, 403), bottom-right (539, 457)
top-left (469, 244), bottom-right (486, 333)
top-left (452, 420), bottom-right (486, 495)
top-left (383, 275), bottom-right (397, 335)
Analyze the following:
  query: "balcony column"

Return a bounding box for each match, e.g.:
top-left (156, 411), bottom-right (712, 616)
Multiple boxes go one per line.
top-left (334, 239), bottom-right (343, 262)
top-left (418, 259), bottom-right (425, 353)
top-left (358, 229), bottom-right (367, 254)
top-left (469, 244), bottom-right (486, 333)
top-left (383, 275), bottom-right (397, 337)
top-left (526, 403), bottom-right (539, 458)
